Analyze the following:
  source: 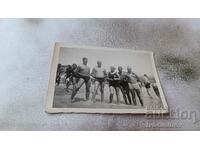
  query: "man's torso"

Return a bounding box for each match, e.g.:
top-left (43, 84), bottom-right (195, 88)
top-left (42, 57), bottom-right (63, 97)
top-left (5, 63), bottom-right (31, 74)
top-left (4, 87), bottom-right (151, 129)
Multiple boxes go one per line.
top-left (127, 72), bottom-right (138, 84)
top-left (92, 66), bottom-right (106, 78)
top-left (78, 64), bottom-right (90, 76)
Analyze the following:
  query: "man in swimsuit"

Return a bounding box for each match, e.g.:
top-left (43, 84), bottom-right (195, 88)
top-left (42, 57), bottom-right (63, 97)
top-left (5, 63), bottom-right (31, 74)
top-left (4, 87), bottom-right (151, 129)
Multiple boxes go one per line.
top-left (126, 66), bottom-right (144, 106)
top-left (91, 60), bottom-right (107, 103)
top-left (65, 64), bottom-right (78, 92)
top-left (71, 57), bottom-right (91, 102)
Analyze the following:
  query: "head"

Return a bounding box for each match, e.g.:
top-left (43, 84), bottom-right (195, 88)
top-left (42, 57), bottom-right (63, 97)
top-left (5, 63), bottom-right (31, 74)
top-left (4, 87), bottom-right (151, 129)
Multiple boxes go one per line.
top-left (118, 66), bottom-right (123, 73)
top-left (82, 57), bottom-right (88, 65)
top-left (127, 66), bottom-right (132, 73)
top-left (144, 74), bottom-right (148, 77)
top-left (72, 63), bottom-right (77, 70)
top-left (110, 66), bottom-right (116, 72)
top-left (97, 60), bottom-right (102, 67)
top-left (67, 65), bottom-right (72, 70)
top-left (58, 64), bottom-right (61, 68)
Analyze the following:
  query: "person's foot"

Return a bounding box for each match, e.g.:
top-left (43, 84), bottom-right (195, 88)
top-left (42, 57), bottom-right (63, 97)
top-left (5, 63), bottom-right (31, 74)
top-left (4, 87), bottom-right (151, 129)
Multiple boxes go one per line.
top-left (133, 102), bottom-right (137, 105)
top-left (71, 98), bottom-right (75, 103)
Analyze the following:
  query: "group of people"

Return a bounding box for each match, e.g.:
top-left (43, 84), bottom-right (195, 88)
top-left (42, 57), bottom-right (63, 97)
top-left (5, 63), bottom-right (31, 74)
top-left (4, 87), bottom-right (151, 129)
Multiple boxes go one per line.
top-left (56, 57), bottom-right (159, 106)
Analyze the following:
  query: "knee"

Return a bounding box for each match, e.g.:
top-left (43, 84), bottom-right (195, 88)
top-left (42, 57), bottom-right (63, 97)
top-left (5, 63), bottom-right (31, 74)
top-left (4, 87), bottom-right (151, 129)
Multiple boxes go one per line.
top-left (100, 88), bottom-right (104, 93)
top-left (86, 87), bottom-right (90, 92)
top-left (116, 89), bottom-right (120, 96)
top-left (94, 81), bottom-right (98, 86)
top-left (110, 88), bottom-right (114, 94)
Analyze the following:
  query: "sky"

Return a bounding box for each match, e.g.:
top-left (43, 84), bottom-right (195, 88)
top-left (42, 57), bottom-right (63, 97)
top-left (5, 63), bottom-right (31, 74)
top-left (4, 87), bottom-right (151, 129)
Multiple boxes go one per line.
top-left (59, 47), bottom-right (155, 77)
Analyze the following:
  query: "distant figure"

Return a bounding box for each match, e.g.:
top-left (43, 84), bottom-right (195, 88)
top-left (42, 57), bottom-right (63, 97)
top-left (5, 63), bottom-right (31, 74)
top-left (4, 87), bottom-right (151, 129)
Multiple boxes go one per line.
top-left (126, 66), bottom-right (144, 106)
top-left (65, 64), bottom-right (78, 91)
top-left (143, 74), bottom-right (153, 98)
top-left (71, 57), bottom-right (91, 102)
top-left (91, 61), bottom-right (107, 103)
top-left (56, 64), bottom-right (62, 85)
top-left (108, 66), bottom-right (120, 104)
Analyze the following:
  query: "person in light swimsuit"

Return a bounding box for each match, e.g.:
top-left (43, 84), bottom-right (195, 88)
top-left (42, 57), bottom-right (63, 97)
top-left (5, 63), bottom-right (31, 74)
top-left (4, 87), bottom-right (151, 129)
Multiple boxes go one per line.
top-left (91, 60), bottom-right (107, 103)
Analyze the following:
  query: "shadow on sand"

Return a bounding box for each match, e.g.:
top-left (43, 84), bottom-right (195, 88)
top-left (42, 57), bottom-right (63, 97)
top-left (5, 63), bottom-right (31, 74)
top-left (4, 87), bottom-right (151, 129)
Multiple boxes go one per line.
top-left (72, 98), bottom-right (87, 103)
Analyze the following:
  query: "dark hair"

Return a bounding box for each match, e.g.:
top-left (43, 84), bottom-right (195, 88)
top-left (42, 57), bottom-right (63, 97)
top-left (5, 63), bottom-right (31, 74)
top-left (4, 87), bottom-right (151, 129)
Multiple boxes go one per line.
top-left (118, 66), bottom-right (122, 70)
top-left (82, 57), bottom-right (88, 61)
top-left (72, 64), bottom-right (77, 70)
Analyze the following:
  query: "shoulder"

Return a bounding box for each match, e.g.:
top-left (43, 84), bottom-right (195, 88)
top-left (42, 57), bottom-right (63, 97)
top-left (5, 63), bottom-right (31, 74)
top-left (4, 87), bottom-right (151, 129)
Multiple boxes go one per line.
top-left (114, 71), bottom-right (118, 75)
top-left (132, 72), bottom-right (138, 76)
top-left (92, 66), bottom-right (97, 71)
top-left (78, 64), bottom-right (83, 68)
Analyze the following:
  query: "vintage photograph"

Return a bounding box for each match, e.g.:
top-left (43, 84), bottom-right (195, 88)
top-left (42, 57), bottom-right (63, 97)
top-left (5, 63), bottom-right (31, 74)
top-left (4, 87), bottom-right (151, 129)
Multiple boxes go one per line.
top-left (46, 43), bottom-right (168, 114)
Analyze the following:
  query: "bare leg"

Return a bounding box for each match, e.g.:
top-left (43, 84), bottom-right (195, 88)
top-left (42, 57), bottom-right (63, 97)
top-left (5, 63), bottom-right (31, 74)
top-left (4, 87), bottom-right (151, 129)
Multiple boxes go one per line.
top-left (115, 87), bottom-right (120, 104)
top-left (120, 86), bottom-right (128, 104)
top-left (65, 78), bottom-right (71, 91)
top-left (85, 79), bottom-right (91, 100)
top-left (109, 86), bottom-right (115, 103)
top-left (92, 81), bottom-right (100, 103)
top-left (135, 88), bottom-right (144, 106)
top-left (147, 88), bottom-right (153, 98)
top-left (100, 82), bottom-right (105, 103)
top-left (71, 78), bottom-right (85, 101)
top-left (125, 87), bottom-right (132, 105)
top-left (152, 85), bottom-right (160, 98)
top-left (130, 89), bottom-right (137, 105)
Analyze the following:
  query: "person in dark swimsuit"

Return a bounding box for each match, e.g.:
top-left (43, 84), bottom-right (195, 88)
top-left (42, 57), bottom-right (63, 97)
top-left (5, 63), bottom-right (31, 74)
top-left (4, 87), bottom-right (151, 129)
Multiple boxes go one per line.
top-left (65, 64), bottom-right (78, 92)
top-left (108, 66), bottom-right (120, 104)
top-left (71, 57), bottom-right (91, 102)
top-left (118, 66), bottom-right (132, 105)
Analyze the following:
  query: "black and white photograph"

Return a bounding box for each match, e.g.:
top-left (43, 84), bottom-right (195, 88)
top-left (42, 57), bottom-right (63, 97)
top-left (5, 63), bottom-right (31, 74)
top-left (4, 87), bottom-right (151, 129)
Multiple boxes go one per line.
top-left (46, 43), bottom-right (168, 114)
